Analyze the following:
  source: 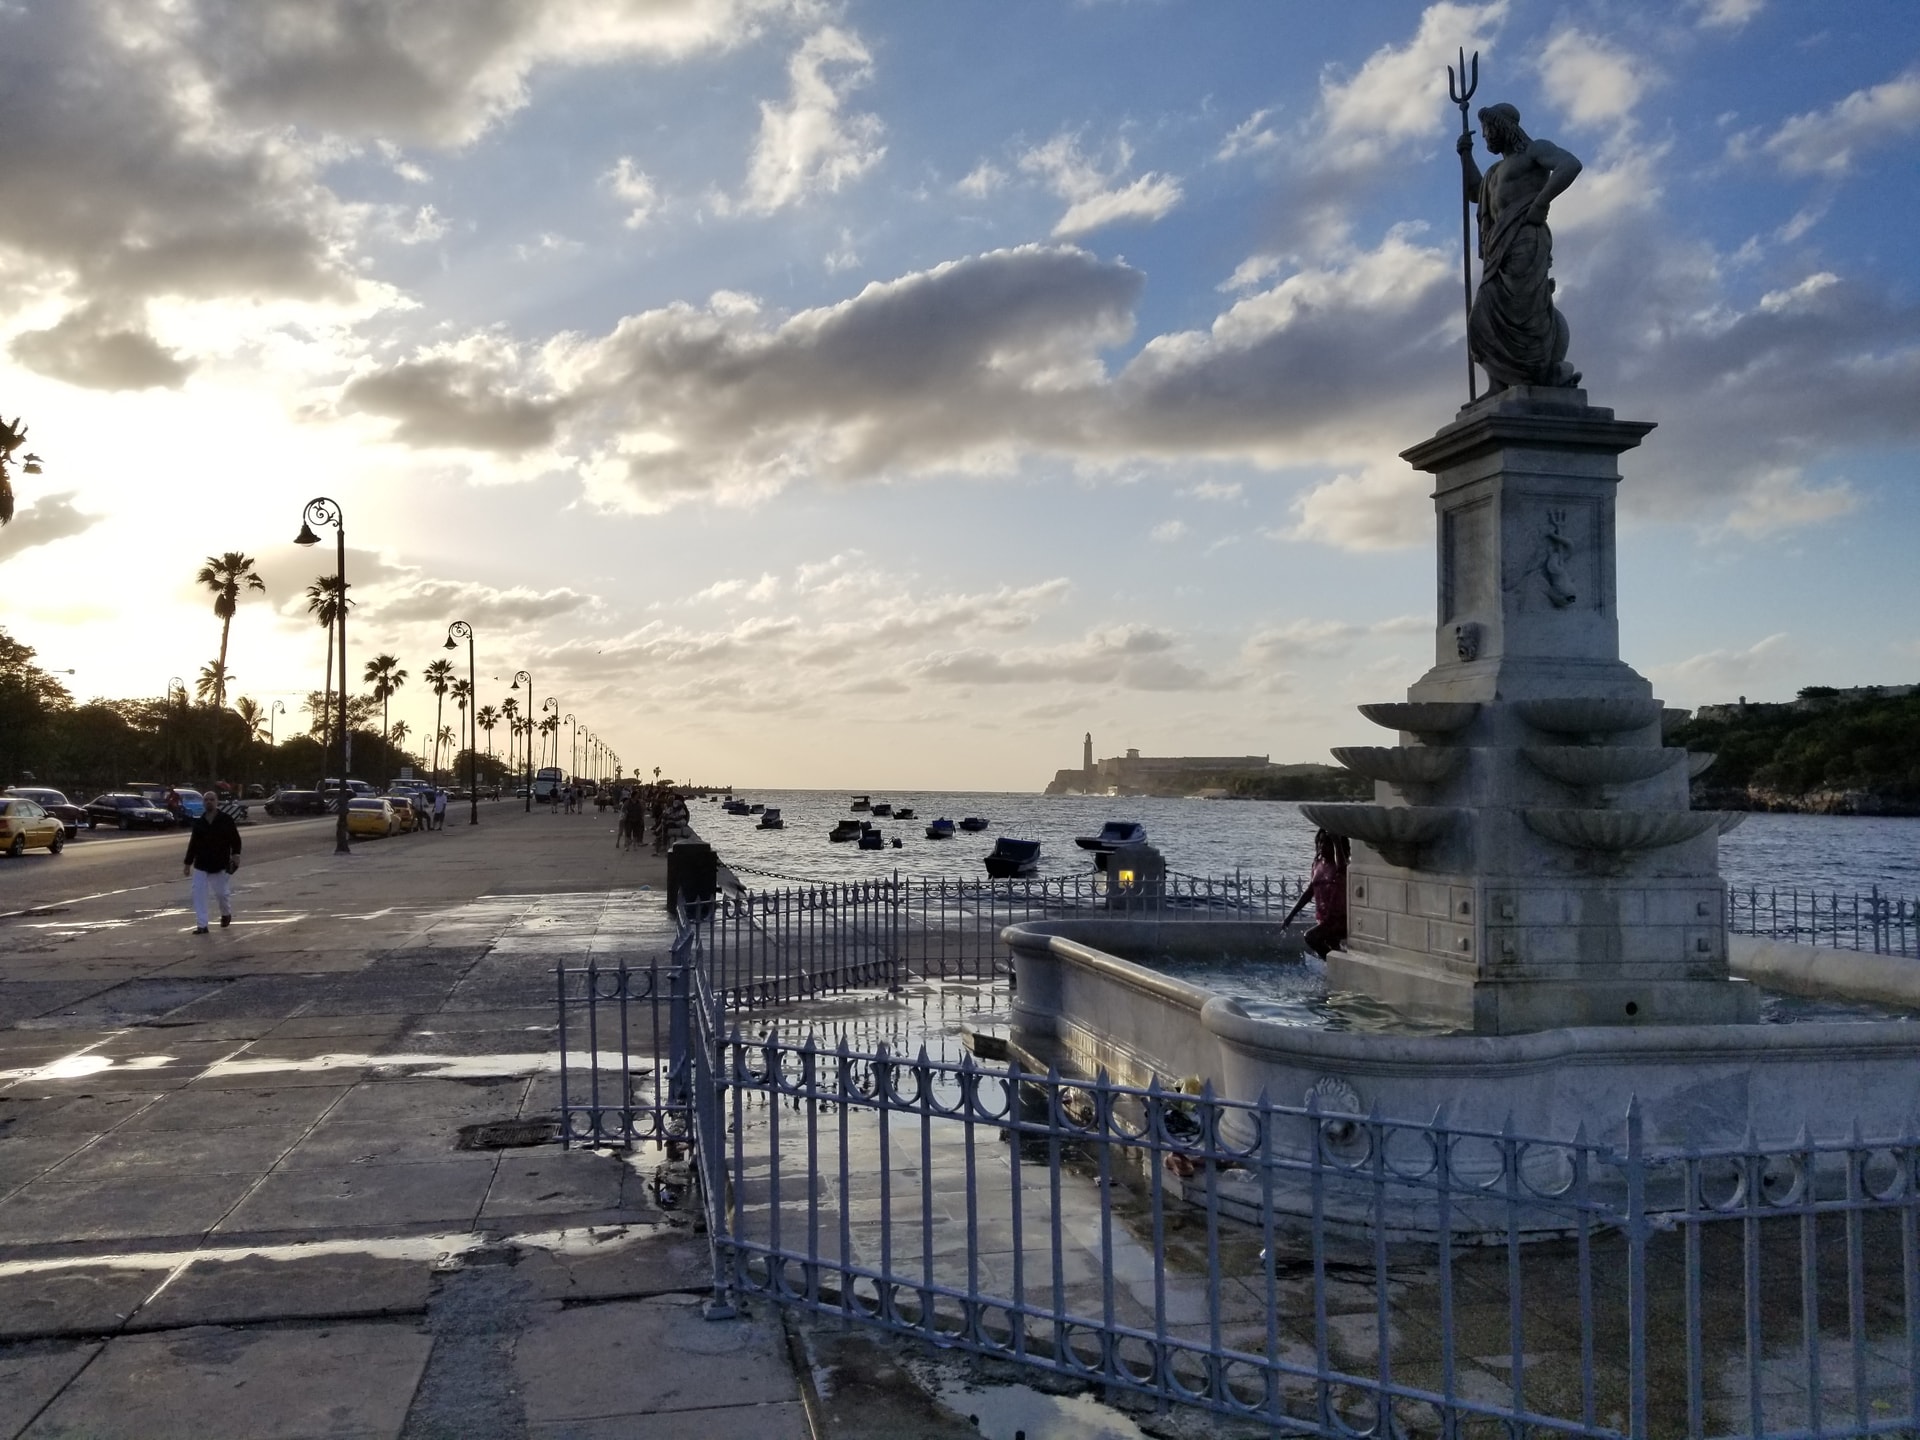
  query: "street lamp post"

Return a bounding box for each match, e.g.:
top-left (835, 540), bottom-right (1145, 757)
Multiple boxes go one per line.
top-left (565, 714), bottom-right (577, 785)
top-left (513, 671), bottom-right (532, 812)
top-left (167, 677), bottom-right (185, 789)
top-left (294, 497), bottom-right (351, 855)
top-left (268, 699), bottom-right (285, 749)
top-left (542, 698), bottom-right (558, 781)
top-left (445, 621), bottom-right (478, 827)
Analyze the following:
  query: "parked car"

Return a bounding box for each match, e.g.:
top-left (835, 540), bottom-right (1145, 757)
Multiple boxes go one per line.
top-left (3, 787), bottom-right (85, 840)
top-left (83, 793), bottom-right (176, 830)
top-left (345, 797), bottom-right (399, 837)
top-left (0, 797), bottom-right (66, 856)
top-left (165, 789), bottom-right (206, 821)
top-left (265, 788), bottom-right (324, 816)
top-left (387, 796), bottom-right (420, 833)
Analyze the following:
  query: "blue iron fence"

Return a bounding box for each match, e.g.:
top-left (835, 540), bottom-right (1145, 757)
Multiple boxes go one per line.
top-left (555, 875), bottom-right (1920, 1437)
top-left (1727, 886), bottom-right (1919, 959)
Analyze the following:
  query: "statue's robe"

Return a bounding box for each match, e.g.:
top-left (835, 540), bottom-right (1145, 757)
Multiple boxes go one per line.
top-left (1470, 153), bottom-right (1574, 389)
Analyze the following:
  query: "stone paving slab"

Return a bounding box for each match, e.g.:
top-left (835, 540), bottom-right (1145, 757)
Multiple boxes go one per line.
top-left (0, 1267), bottom-right (157, 1340)
top-left (215, 1155), bottom-right (500, 1236)
top-left (0, 1340), bottom-right (101, 1438)
top-left (126, 1252), bottom-right (433, 1331)
top-left (19, 1321), bottom-right (433, 1440)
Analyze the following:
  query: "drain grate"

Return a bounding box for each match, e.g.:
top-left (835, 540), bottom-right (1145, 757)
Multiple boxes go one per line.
top-left (455, 1117), bottom-right (558, 1150)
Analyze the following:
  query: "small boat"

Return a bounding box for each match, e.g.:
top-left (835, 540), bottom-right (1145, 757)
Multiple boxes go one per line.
top-left (870, 802), bottom-right (893, 818)
top-left (858, 824), bottom-right (885, 850)
top-left (829, 819), bottom-right (864, 842)
top-left (722, 798), bottom-right (752, 815)
top-left (1075, 820), bottom-right (1147, 870)
top-left (893, 807), bottom-right (916, 820)
top-left (958, 816), bottom-right (989, 832)
top-left (983, 837), bottom-right (1041, 878)
top-left (749, 803), bottom-right (764, 814)
top-left (925, 818), bottom-right (956, 840)
top-left (850, 795), bottom-right (871, 812)
top-left (757, 808), bottom-right (784, 830)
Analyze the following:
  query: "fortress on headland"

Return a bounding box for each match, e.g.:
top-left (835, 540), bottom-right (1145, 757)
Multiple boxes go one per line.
top-left (1043, 733), bottom-right (1364, 800)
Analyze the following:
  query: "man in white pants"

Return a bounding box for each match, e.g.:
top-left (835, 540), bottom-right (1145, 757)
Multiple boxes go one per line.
top-left (433, 787), bottom-right (449, 831)
top-left (183, 789), bottom-right (242, 933)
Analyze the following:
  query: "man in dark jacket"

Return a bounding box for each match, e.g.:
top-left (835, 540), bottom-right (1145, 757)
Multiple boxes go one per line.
top-left (183, 789), bottom-right (242, 934)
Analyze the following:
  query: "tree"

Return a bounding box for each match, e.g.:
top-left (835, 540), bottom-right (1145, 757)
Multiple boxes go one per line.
top-left (436, 726), bottom-right (455, 769)
top-left (475, 705), bottom-right (499, 762)
top-left (500, 696), bottom-right (520, 774)
top-left (389, 718), bottom-right (411, 761)
top-left (423, 657), bottom-right (454, 778)
top-left (194, 661), bottom-right (230, 704)
top-left (233, 696), bottom-right (270, 743)
top-left (305, 575), bottom-right (351, 782)
top-left (538, 712), bottom-right (559, 771)
top-left (0, 416), bottom-right (43, 528)
top-left (450, 677), bottom-right (472, 775)
top-left (0, 628), bottom-right (73, 783)
top-left (195, 552), bottom-right (264, 709)
top-left (363, 654), bottom-right (408, 749)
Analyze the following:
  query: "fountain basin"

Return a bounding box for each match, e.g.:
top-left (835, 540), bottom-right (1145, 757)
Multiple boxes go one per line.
top-left (1520, 746), bottom-right (1685, 788)
top-left (1514, 697), bottom-right (1665, 735)
top-left (1522, 808), bottom-right (1723, 851)
top-left (1331, 746), bottom-right (1464, 787)
top-left (1358, 701), bottom-right (1479, 736)
top-left (1004, 917), bottom-right (1920, 1231)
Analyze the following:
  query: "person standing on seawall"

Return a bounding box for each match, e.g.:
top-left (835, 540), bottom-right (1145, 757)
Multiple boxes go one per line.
top-left (1303, 830), bottom-right (1350, 961)
top-left (183, 790), bottom-right (242, 934)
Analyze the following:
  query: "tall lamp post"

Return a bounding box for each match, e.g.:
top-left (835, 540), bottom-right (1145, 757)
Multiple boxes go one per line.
top-left (445, 621), bottom-right (478, 827)
top-left (565, 714), bottom-right (577, 783)
top-left (268, 699), bottom-right (285, 749)
top-left (513, 671), bottom-right (532, 812)
top-left (542, 698), bottom-right (558, 778)
top-left (167, 677), bottom-right (185, 789)
top-left (294, 497), bottom-right (351, 855)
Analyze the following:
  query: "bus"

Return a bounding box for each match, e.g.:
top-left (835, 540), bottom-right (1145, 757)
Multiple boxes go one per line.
top-left (532, 767), bottom-right (564, 803)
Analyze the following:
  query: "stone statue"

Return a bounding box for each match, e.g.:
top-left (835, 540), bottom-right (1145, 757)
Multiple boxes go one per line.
top-left (1457, 103), bottom-right (1582, 390)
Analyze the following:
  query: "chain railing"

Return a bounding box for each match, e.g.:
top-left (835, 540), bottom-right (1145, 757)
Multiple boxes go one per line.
top-left (1727, 885), bottom-right (1919, 959)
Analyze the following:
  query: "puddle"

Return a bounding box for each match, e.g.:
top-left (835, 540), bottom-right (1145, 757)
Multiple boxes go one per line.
top-left (0, 1222), bottom-right (657, 1280)
top-left (930, 1373), bottom-right (1151, 1440)
top-left (0, 1053), bottom-right (182, 1083)
top-left (199, 1049), bottom-right (642, 1080)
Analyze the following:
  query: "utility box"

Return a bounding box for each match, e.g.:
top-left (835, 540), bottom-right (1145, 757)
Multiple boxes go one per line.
top-left (1105, 842), bottom-right (1166, 911)
top-left (667, 840), bottom-right (719, 918)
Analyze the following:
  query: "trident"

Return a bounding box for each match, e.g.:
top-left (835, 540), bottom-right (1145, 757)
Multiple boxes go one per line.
top-left (1448, 47), bottom-right (1479, 402)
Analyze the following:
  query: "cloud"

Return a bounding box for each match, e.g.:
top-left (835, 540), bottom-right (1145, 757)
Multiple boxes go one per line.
top-left (186, 0), bottom-right (797, 147)
top-left (9, 305), bottom-right (194, 391)
top-left (1281, 465), bottom-right (1432, 551)
top-left (1648, 632), bottom-right (1795, 703)
top-left (1317, 2), bottom-right (1508, 155)
top-left (1244, 614), bottom-right (1427, 663)
top-left (1718, 468), bottom-right (1857, 537)
top-left (1149, 519), bottom-right (1187, 542)
top-left (735, 26), bottom-right (885, 214)
top-left (1693, 0), bottom-right (1765, 30)
top-left (955, 163), bottom-right (1006, 199)
top-left (0, 492), bottom-right (102, 560)
top-left (914, 623), bottom-right (1220, 692)
top-left (340, 342), bottom-right (569, 454)
top-left (1018, 133), bottom-right (1183, 238)
top-left (604, 158), bottom-right (660, 228)
top-left (363, 577), bottom-right (597, 628)
top-left (1758, 64), bottom-right (1920, 176)
top-left (1216, 108), bottom-right (1282, 163)
top-left (1182, 481), bottom-right (1243, 502)
top-left (1536, 29), bottom-right (1655, 131)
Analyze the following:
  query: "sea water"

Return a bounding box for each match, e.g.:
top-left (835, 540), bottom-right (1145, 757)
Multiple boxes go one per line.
top-left (695, 789), bottom-right (1918, 900)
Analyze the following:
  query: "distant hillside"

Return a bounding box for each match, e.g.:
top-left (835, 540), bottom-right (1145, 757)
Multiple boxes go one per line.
top-left (1674, 687), bottom-right (1920, 815)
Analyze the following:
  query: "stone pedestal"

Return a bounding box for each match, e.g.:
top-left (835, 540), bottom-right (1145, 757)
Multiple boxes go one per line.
top-left (1311, 388), bottom-right (1756, 1034)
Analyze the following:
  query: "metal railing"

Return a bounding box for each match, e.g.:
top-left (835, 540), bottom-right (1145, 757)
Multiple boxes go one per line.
top-left (555, 873), bottom-right (1920, 1436)
top-left (1727, 886), bottom-right (1919, 959)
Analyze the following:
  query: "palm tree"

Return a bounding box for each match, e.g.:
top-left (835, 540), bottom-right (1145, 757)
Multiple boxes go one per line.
top-left (305, 575), bottom-right (351, 782)
top-left (363, 654), bottom-right (407, 747)
top-left (475, 705), bottom-right (499, 770)
top-left (389, 718), bottom-right (412, 768)
top-left (0, 415), bottom-right (43, 528)
top-left (194, 661), bottom-right (230, 704)
top-left (233, 696), bottom-right (269, 742)
top-left (538, 712), bottom-right (560, 772)
top-left (196, 552), bottom-right (264, 708)
top-left (450, 677), bottom-right (473, 775)
top-left (499, 696), bottom-right (520, 775)
top-left (423, 657), bottom-right (454, 778)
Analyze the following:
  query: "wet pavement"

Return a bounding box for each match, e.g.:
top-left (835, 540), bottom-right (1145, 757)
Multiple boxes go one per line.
top-left (0, 806), bottom-right (806, 1439)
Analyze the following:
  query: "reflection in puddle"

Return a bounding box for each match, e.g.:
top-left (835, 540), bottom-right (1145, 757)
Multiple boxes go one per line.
top-left (201, 1049), bottom-right (640, 1080)
top-left (0, 1052), bottom-right (179, 1083)
top-left (931, 1372), bottom-right (1149, 1439)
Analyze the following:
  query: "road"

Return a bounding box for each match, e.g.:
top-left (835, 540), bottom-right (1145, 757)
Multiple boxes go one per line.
top-left (0, 810), bottom-right (483, 918)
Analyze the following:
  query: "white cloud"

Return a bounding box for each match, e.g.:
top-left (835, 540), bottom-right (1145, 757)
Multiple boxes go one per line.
top-left (1317, 2), bottom-right (1508, 154)
top-left (1149, 519), bottom-right (1187, 542)
top-left (1719, 469), bottom-right (1857, 537)
top-left (736, 26), bottom-right (885, 215)
top-left (1693, 0), bottom-right (1765, 31)
top-left (1216, 108), bottom-right (1281, 163)
top-left (1182, 481), bottom-right (1243, 502)
top-left (1759, 65), bottom-right (1920, 176)
top-left (1536, 29), bottom-right (1654, 131)
top-left (0, 492), bottom-right (101, 560)
top-left (1281, 464), bottom-right (1430, 552)
top-left (955, 162), bottom-right (1006, 199)
top-left (604, 158), bottom-right (660, 228)
top-left (1018, 133), bottom-right (1183, 238)
top-left (1758, 272), bottom-right (1840, 313)
top-left (1649, 632), bottom-right (1795, 703)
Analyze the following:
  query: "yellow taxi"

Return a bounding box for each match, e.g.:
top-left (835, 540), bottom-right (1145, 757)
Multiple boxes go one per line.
top-left (346, 797), bottom-right (400, 838)
top-left (0, 796), bottom-right (67, 857)
top-left (387, 796), bottom-right (420, 833)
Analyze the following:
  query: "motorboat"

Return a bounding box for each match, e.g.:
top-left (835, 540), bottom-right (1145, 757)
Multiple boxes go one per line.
top-left (757, 808), bottom-right (784, 830)
top-left (983, 837), bottom-right (1041, 878)
top-left (722, 798), bottom-right (752, 815)
top-left (829, 819), bottom-right (864, 842)
top-left (925, 818), bottom-right (956, 840)
top-left (893, 807), bottom-right (916, 820)
top-left (958, 816), bottom-right (989, 832)
top-left (1075, 819), bottom-right (1147, 870)
top-left (870, 802), bottom-right (893, 818)
top-left (858, 824), bottom-right (885, 850)
top-left (749, 803), bottom-right (764, 814)
top-left (850, 796), bottom-right (871, 812)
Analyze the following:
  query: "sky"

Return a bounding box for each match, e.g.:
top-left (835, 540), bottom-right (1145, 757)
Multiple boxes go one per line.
top-left (0, 0), bottom-right (1916, 790)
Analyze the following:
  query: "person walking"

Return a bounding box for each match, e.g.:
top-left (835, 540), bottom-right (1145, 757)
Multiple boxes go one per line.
top-left (183, 790), bottom-right (242, 934)
top-left (432, 786), bottom-right (449, 831)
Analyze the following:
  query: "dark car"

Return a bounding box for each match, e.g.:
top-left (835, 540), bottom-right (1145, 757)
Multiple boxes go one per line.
top-left (4, 787), bottom-right (86, 840)
top-left (83, 793), bottom-right (176, 830)
top-left (265, 788), bottom-right (325, 816)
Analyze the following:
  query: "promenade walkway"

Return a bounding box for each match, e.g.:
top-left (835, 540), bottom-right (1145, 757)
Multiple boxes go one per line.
top-left (0, 804), bottom-right (808, 1439)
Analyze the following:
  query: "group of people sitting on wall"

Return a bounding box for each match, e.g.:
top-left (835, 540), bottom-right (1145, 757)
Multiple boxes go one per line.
top-left (610, 782), bottom-right (691, 855)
